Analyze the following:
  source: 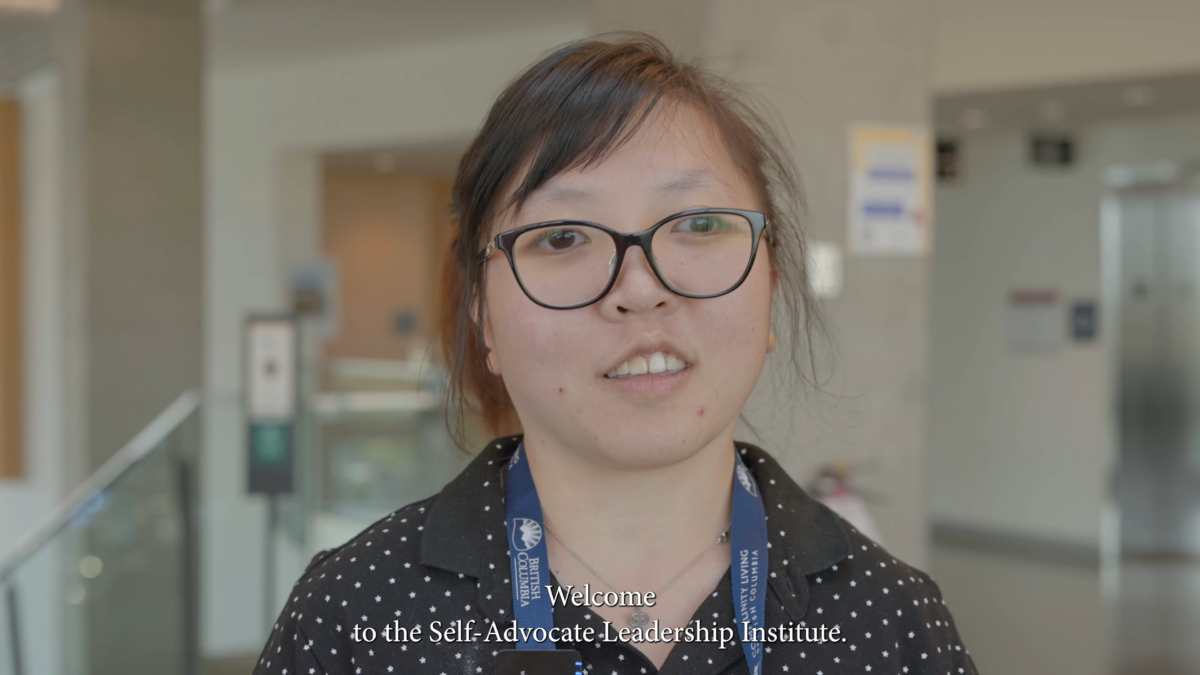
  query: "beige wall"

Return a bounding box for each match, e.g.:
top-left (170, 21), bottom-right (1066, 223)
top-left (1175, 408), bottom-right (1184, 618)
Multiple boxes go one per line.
top-left (321, 171), bottom-right (452, 362)
top-left (56, 0), bottom-right (205, 478)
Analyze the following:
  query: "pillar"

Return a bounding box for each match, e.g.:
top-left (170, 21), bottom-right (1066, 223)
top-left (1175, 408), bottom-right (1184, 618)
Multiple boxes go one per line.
top-left (54, 0), bottom-right (203, 673)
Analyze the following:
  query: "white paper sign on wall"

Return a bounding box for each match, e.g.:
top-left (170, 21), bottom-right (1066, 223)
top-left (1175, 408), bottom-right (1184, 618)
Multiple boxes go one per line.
top-left (1008, 289), bottom-right (1060, 354)
top-left (246, 318), bottom-right (297, 422)
top-left (847, 124), bottom-right (933, 256)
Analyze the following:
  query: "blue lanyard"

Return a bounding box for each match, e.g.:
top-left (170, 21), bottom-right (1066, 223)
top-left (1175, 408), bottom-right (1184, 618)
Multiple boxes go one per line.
top-left (503, 442), bottom-right (769, 673)
top-left (730, 452), bottom-right (768, 675)
top-left (502, 442), bottom-right (556, 650)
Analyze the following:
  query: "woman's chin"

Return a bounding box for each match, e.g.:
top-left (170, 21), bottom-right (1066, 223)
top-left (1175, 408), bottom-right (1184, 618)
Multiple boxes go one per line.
top-left (568, 425), bottom-right (725, 471)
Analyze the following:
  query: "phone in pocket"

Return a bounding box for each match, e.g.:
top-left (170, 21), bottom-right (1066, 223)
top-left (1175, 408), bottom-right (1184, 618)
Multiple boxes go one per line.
top-left (494, 649), bottom-right (583, 674)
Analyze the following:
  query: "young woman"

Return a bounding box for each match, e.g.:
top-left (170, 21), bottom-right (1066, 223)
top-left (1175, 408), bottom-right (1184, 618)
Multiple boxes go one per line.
top-left (254, 34), bottom-right (977, 675)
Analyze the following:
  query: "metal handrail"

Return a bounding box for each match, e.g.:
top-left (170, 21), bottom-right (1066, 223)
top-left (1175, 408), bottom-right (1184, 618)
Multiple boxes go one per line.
top-left (0, 390), bottom-right (201, 583)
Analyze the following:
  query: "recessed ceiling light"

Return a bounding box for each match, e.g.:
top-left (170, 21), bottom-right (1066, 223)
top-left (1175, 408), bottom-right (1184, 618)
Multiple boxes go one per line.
top-left (1122, 85), bottom-right (1155, 107)
top-left (373, 152), bottom-right (397, 173)
top-left (961, 108), bottom-right (989, 130)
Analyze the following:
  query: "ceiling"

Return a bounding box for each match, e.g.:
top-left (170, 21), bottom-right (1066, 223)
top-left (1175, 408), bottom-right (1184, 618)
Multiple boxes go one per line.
top-left (0, 0), bottom-right (589, 89)
top-left (935, 70), bottom-right (1200, 135)
top-left (209, 0), bottom-right (587, 69)
top-left (5, 0), bottom-right (1200, 138)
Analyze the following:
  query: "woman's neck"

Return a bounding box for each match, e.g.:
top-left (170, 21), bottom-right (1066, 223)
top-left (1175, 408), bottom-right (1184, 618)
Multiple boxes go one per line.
top-left (520, 429), bottom-right (736, 587)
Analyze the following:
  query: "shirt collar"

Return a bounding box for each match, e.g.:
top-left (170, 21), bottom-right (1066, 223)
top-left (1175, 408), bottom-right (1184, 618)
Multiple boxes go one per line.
top-left (419, 436), bottom-right (851, 624)
top-left (737, 442), bottom-right (852, 622)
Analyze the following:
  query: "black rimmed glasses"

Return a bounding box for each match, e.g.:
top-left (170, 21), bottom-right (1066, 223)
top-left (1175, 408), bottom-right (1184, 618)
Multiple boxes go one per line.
top-left (479, 208), bottom-right (769, 310)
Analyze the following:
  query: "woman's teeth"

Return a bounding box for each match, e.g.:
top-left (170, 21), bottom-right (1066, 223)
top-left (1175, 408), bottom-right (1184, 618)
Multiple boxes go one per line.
top-left (606, 351), bottom-right (688, 378)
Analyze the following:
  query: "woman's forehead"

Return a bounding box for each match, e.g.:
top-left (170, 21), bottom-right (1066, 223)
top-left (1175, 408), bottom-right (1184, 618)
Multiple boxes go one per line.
top-left (513, 111), bottom-right (749, 211)
top-left (480, 106), bottom-right (760, 243)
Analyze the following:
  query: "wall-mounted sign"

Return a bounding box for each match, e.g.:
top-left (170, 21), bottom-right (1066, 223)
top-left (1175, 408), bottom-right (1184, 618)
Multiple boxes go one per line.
top-left (1008, 289), bottom-right (1060, 354)
top-left (936, 138), bottom-right (959, 181)
top-left (289, 259), bottom-right (339, 341)
top-left (1030, 134), bottom-right (1075, 167)
top-left (848, 124), bottom-right (933, 256)
top-left (245, 315), bottom-right (298, 494)
top-left (1071, 300), bottom-right (1097, 342)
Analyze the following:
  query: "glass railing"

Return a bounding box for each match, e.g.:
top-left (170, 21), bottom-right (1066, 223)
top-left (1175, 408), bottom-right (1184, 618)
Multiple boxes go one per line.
top-left (0, 391), bottom-right (201, 675)
top-left (299, 356), bottom-right (477, 554)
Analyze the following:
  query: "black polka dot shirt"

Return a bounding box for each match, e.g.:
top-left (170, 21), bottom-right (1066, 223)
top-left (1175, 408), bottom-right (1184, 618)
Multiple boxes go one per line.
top-left (253, 436), bottom-right (978, 675)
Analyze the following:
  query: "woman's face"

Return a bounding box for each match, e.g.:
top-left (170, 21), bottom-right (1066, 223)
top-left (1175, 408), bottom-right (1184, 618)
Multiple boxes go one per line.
top-left (481, 105), bottom-right (775, 469)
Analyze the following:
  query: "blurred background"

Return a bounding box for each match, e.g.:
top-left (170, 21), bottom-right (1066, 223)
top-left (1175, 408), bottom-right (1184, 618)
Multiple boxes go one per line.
top-left (0, 0), bottom-right (1198, 673)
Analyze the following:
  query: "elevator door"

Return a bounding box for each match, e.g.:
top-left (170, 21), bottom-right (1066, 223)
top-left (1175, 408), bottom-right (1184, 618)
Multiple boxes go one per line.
top-left (1116, 181), bottom-right (1200, 557)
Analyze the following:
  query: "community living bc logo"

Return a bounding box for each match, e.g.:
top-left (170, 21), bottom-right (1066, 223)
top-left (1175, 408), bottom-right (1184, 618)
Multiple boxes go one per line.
top-left (736, 463), bottom-right (758, 497)
top-left (511, 517), bottom-right (543, 551)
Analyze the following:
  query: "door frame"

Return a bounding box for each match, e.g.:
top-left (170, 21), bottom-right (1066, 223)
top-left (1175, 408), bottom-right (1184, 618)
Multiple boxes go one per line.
top-left (1099, 160), bottom-right (1200, 589)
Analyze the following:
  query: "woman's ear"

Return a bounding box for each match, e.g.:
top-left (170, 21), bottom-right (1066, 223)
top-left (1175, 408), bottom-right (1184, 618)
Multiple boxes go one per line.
top-left (475, 300), bottom-right (501, 376)
top-left (484, 321), bottom-right (500, 375)
top-left (767, 263), bottom-right (778, 355)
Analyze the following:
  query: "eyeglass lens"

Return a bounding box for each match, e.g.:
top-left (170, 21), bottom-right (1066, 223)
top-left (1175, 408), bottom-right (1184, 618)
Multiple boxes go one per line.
top-left (509, 212), bottom-right (755, 307)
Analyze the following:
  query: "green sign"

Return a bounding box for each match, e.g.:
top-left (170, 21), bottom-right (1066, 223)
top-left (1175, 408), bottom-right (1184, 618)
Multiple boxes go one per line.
top-left (251, 424), bottom-right (291, 465)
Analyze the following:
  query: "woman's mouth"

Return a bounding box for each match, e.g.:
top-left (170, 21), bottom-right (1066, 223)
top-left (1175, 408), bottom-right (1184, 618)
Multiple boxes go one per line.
top-left (604, 351), bottom-right (690, 378)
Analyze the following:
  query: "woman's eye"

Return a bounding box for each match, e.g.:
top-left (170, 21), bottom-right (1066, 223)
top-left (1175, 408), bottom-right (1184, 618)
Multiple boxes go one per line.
top-left (534, 228), bottom-right (587, 251)
top-left (675, 215), bottom-right (730, 234)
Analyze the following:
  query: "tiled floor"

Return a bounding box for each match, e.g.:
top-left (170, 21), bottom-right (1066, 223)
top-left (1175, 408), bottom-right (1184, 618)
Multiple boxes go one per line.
top-left (931, 545), bottom-right (1200, 675)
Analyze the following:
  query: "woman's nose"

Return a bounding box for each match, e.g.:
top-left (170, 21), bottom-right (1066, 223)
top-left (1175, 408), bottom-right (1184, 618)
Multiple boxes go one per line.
top-left (601, 245), bottom-right (675, 314)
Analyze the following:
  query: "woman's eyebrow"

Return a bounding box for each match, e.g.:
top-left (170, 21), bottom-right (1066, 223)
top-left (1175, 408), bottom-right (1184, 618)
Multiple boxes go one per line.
top-left (504, 185), bottom-right (592, 230)
top-left (523, 184), bottom-right (595, 210)
top-left (655, 169), bottom-right (734, 196)
top-left (526, 168), bottom-right (732, 210)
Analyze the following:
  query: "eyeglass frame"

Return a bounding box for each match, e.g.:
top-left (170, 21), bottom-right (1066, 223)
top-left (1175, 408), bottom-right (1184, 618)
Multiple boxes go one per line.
top-left (478, 207), bottom-right (770, 310)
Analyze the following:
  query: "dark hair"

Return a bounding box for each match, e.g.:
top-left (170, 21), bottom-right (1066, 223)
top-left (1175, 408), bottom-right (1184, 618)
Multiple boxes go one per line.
top-left (439, 32), bottom-right (827, 447)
